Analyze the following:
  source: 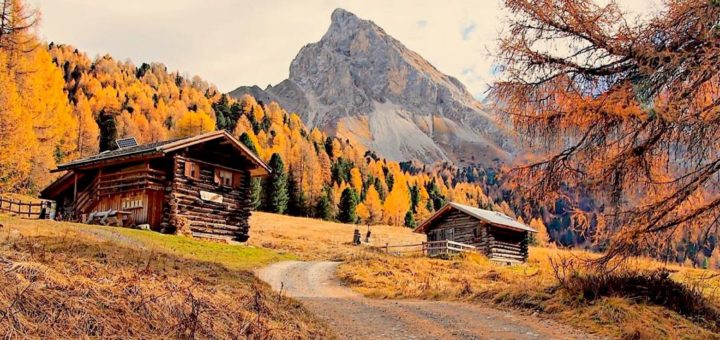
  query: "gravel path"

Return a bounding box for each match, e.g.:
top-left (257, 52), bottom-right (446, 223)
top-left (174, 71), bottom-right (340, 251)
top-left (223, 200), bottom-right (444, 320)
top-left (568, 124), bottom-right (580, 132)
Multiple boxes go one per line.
top-left (257, 261), bottom-right (597, 340)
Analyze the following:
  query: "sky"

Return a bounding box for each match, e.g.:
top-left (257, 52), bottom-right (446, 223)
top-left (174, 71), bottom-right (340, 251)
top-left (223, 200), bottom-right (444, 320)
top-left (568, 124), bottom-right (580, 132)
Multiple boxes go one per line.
top-left (29, 0), bottom-right (662, 98)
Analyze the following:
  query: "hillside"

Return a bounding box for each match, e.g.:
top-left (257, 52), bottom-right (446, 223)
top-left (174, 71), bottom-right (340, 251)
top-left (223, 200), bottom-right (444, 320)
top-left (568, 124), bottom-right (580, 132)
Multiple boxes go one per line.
top-left (37, 42), bottom-right (525, 234)
top-left (0, 213), bottom-right (331, 338)
top-left (230, 8), bottom-right (516, 164)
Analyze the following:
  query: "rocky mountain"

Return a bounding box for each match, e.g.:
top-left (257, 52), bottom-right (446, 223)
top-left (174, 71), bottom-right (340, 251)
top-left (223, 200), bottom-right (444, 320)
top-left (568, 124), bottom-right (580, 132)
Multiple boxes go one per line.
top-left (230, 8), bottom-right (516, 164)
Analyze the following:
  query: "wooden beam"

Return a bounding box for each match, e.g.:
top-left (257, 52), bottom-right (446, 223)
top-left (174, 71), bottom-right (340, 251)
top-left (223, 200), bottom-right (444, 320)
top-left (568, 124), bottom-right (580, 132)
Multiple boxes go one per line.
top-left (180, 156), bottom-right (247, 173)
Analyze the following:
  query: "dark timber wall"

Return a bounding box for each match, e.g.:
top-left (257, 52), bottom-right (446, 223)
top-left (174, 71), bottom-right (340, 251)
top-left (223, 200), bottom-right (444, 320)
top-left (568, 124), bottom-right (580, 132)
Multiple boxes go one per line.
top-left (163, 154), bottom-right (252, 241)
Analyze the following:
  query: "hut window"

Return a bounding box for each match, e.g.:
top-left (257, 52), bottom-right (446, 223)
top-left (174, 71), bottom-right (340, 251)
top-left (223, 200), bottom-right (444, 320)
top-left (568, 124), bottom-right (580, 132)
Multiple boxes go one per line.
top-left (442, 228), bottom-right (454, 241)
top-left (215, 169), bottom-right (234, 187)
top-left (184, 161), bottom-right (201, 179)
top-left (473, 227), bottom-right (480, 238)
top-left (122, 197), bottom-right (143, 209)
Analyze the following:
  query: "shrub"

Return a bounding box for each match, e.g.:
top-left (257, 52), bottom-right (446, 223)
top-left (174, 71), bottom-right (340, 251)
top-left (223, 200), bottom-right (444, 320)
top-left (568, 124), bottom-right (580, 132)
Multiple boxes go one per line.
top-left (551, 257), bottom-right (720, 331)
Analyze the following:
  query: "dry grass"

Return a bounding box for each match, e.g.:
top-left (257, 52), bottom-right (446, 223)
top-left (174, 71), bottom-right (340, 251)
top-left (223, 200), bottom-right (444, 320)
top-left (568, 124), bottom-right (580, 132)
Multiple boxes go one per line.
top-left (0, 214), bottom-right (331, 339)
top-left (248, 212), bottom-right (424, 260)
top-left (5, 210), bottom-right (720, 339)
top-left (337, 247), bottom-right (720, 339)
top-left (247, 212), bottom-right (720, 338)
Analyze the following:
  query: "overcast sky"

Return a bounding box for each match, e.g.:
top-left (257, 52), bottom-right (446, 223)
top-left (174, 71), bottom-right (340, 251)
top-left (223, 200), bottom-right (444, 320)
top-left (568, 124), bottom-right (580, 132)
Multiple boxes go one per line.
top-left (30, 0), bottom-right (661, 97)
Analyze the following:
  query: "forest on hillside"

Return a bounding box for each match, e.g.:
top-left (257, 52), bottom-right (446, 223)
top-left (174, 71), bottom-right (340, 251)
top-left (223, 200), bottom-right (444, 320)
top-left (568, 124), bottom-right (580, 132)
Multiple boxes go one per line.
top-left (0, 0), bottom-right (717, 268)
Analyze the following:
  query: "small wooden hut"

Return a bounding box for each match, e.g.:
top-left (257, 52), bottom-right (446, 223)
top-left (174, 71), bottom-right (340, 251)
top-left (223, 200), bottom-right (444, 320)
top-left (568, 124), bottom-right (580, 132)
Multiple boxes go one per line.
top-left (40, 131), bottom-right (271, 241)
top-left (415, 202), bottom-right (536, 263)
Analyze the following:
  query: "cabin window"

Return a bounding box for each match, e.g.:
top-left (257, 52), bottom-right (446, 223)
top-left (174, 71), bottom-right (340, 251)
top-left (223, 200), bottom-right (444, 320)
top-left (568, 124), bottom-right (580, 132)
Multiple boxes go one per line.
top-left (430, 229), bottom-right (454, 241)
top-left (443, 228), bottom-right (454, 241)
top-left (473, 227), bottom-right (481, 239)
top-left (214, 168), bottom-right (234, 187)
top-left (122, 197), bottom-right (143, 210)
top-left (184, 161), bottom-right (201, 180)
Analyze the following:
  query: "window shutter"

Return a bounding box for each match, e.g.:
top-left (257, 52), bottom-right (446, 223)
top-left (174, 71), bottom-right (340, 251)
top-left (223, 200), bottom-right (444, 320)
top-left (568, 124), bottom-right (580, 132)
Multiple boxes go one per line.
top-left (184, 161), bottom-right (193, 178)
top-left (232, 172), bottom-right (242, 188)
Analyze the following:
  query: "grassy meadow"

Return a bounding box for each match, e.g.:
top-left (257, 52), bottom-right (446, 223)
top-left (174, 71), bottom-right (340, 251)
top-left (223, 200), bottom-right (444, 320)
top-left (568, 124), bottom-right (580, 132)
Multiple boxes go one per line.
top-left (2, 210), bottom-right (720, 339)
top-left (0, 214), bottom-right (328, 338)
top-left (248, 211), bottom-right (720, 339)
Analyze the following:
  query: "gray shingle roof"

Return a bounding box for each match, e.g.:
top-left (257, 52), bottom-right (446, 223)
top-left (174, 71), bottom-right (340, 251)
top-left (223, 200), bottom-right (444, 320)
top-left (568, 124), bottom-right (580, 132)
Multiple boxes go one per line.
top-left (56, 139), bottom-right (179, 170)
top-left (448, 202), bottom-right (537, 233)
top-left (415, 201), bottom-right (537, 233)
top-left (55, 131), bottom-right (272, 177)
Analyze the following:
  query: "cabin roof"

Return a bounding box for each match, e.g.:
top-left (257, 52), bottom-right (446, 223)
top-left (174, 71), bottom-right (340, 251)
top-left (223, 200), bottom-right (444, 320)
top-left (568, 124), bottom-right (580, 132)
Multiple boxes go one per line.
top-left (55, 130), bottom-right (271, 175)
top-left (414, 202), bottom-right (537, 234)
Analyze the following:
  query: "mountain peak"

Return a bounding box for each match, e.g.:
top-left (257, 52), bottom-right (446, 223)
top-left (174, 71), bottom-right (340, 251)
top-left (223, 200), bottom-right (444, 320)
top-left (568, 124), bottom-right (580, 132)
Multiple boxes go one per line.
top-left (328, 8), bottom-right (370, 37)
top-left (330, 8), bottom-right (358, 24)
top-left (230, 9), bottom-right (516, 164)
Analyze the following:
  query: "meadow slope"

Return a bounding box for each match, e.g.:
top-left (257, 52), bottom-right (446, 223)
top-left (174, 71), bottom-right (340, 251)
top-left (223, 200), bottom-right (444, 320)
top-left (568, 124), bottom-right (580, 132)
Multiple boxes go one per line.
top-left (0, 214), bottom-right (331, 339)
top-left (3, 211), bottom-right (719, 339)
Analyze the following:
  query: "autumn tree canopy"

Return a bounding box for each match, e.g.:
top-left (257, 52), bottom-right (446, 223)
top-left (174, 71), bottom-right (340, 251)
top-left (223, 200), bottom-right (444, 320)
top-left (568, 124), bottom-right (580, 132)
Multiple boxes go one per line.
top-left (493, 0), bottom-right (720, 261)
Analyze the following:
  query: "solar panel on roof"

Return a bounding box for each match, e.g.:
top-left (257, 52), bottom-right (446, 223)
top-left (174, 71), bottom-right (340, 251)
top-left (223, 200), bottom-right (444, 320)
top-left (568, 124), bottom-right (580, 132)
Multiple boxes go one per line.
top-left (115, 137), bottom-right (138, 149)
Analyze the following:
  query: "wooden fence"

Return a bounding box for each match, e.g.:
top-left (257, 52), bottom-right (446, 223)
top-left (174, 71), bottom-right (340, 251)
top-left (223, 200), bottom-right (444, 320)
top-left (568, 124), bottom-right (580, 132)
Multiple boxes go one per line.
top-left (376, 240), bottom-right (478, 257)
top-left (0, 196), bottom-right (54, 219)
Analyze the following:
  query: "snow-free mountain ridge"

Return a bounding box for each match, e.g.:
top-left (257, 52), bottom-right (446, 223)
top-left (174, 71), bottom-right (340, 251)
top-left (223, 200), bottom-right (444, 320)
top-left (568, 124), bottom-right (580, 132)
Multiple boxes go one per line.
top-left (230, 8), bottom-right (516, 164)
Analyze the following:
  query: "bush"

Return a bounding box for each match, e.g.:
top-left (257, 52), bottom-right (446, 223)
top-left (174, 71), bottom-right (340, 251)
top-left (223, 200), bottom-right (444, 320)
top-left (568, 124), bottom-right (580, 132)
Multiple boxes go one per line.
top-left (551, 257), bottom-right (720, 331)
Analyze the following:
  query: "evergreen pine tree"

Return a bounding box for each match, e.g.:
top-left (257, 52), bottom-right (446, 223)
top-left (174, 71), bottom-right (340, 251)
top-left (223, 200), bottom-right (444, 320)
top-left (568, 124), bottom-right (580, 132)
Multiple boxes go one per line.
top-left (386, 171), bottom-right (395, 192)
top-left (264, 153), bottom-right (289, 214)
top-left (250, 178), bottom-right (263, 210)
top-left (404, 211), bottom-right (416, 228)
top-left (98, 111), bottom-right (117, 152)
top-left (239, 132), bottom-right (258, 155)
top-left (373, 177), bottom-right (386, 200)
top-left (287, 174), bottom-right (307, 216)
top-left (409, 185), bottom-right (419, 213)
top-left (315, 186), bottom-right (334, 221)
top-left (337, 188), bottom-right (358, 223)
top-left (324, 136), bottom-right (334, 158)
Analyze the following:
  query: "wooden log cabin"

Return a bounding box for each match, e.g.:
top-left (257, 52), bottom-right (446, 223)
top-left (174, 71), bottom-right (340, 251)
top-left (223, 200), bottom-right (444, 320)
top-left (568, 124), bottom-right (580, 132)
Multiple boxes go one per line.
top-left (40, 131), bottom-right (271, 242)
top-left (414, 202), bottom-right (537, 263)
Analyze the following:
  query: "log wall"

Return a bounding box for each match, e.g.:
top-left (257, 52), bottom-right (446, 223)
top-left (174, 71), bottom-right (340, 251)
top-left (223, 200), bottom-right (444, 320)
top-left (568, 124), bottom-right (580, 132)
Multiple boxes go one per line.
top-left (487, 227), bottom-right (529, 262)
top-left (424, 208), bottom-right (530, 262)
top-left (426, 210), bottom-right (488, 253)
top-left (162, 154), bottom-right (252, 241)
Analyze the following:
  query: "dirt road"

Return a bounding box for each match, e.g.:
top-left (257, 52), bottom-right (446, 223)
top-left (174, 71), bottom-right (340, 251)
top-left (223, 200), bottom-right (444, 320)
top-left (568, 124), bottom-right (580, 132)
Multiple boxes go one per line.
top-left (257, 261), bottom-right (597, 340)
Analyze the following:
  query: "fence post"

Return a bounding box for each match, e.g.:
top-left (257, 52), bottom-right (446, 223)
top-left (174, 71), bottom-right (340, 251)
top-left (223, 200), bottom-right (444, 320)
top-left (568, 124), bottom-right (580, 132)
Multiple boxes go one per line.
top-left (385, 243), bottom-right (389, 254)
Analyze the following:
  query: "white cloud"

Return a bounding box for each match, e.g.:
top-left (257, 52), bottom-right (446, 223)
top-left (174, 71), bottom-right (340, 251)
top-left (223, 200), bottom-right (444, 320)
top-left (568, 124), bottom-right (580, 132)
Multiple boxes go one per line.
top-left (29, 0), bottom-right (662, 96)
top-left (461, 22), bottom-right (477, 40)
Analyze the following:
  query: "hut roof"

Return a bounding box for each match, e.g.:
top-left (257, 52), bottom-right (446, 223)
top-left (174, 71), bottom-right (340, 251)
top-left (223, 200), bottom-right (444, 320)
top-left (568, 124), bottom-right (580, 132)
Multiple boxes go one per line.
top-left (414, 202), bottom-right (537, 234)
top-left (54, 131), bottom-right (271, 176)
